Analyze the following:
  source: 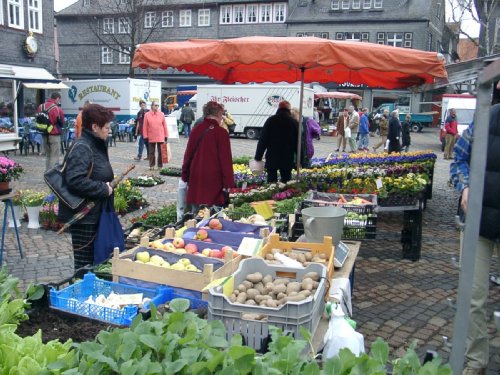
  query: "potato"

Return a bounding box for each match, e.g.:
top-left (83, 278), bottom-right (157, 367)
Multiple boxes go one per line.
top-left (286, 282), bottom-right (302, 294)
top-left (265, 254), bottom-right (275, 261)
top-left (303, 272), bottom-right (320, 281)
top-left (284, 294), bottom-right (306, 302)
top-left (272, 283), bottom-right (287, 294)
top-left (301, 278), bottom-right (314, 291)
top-left (229, 294), bottom-right (237, 303)
top-left (312, 281), bottom-right (320, 288)
top-left (246, 272), bottom-right (263, 283)
top-left (236, 292), bottom-right (247, 304)
top-left (299, 290), bottom-right (312, 298)
top-left (266, 299), bottom-right (278, 308)
top-left (304, 252), bottom-right (313, 261)
top-left (297, 253), bottom-right (306, 264)
top-left (274, 278), bottom-right (289, 285)
top-left (245, 299), bottom-right (257, 305)
top-left (246, 288), bottom-right (260, 300)
top-left (233, 289), bottom-right (240, 296)
top-left (277, 292), bottom-right (286, 300)
top-left (242, 280), bottom-right (254, 289)
top-left (254, 282), bottom-right (265, 294)
top-left (265, 282), bottom-right (274, 290)
top-left (262, 275), bottom-right (273, 285)
top-left (318, 253), bottom-right (327, 259)
top-left (259, 301), bottom-right (268, 307)
top-left (255, 295), bottom-right (272, 303)
top-left (311, 257), bottom-right (326, 263)
top-left (288, 291), bottom-right (298, 297)
top-left (289, 253), bottom-right (298, 260)
top-left (237, 284), bottom-right (247, 293)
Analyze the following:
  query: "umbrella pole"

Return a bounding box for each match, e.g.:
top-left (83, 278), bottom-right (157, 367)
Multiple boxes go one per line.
top-left (296, 67), bottom-right (305, 179)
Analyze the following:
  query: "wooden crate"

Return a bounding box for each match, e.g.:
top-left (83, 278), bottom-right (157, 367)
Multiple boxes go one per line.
top-left (111, 236), bottom-right (244, 293)
top-left (258, 234), bottom-right (334, 283)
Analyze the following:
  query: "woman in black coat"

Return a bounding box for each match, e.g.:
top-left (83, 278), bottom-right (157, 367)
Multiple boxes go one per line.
top-left (254, 101), bottom-right (298, 183)
top-left (401, 114), bottom-right (411, 152)
top-left (58, 104), bottom-right (114, 270)
top-left (387, 111), bottom-right (402, 154)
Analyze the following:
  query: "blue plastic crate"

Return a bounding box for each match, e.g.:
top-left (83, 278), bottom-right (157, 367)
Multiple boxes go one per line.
top-left (49, 273), bottom-right (169, 326)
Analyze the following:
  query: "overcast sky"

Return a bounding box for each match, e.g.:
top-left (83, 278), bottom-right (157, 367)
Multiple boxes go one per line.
top-left (54, 0), bottom-right (480, 38)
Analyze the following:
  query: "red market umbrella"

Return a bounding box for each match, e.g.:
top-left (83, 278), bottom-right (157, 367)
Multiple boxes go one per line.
top-left (133, 36), bottom-right (447, 173)
top-left (314, 92), bottom-right (363, 100)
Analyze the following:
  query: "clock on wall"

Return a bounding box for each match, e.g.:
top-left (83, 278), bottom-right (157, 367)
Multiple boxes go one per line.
top-left (24, 32), bottom-right (38, 57)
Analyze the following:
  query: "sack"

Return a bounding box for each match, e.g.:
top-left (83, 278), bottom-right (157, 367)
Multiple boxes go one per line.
top-left (35, 103), bottom-right (57, 133)
top-left (43, 144), bottom-right (93, 210)
top-left (93, 198), bottom-right (125, 265)
top-left (161, 143), bottom-right (169, 164)
top-left (344, 127), bottom-right (351, 138)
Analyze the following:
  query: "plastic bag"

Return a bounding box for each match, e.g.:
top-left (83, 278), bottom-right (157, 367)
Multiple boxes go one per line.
top-left (249, 159), bottom-right (264, 174)
top-left (323, 303), bottom-right (365, 360)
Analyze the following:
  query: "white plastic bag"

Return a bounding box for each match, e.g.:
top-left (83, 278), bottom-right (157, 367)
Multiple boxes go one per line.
top-left (344, 127), bottom-right (351, 138)
top-left (384, 139), bottom-right (390, 150)
top-left (249, 159), bottom-right (264, 174)
top-left (323, 304), bottom-right (365, 361)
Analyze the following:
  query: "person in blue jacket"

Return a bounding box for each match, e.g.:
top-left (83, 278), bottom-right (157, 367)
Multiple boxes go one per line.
top-left (357, 108), bottom-right (370, 152)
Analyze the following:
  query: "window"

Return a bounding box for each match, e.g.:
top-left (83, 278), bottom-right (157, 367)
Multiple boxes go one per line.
top-left (220, 5), bottom-right (232, 24)
top-left (495, 18), bottom-right (500, 48)
top-left (374, 0), bottom-right (383, 8)
top-left (119, 0), bottom-right (127, 4)
top-left (297, 33), bottom-right (304, 37)
top-left (260, 4), bottom-right (272, 23)
top-left (404, 32), bottom-right (412, 48)
top-left (363, 0), bottom-right (371, 9)
top-left (387, 32), bottom-right (403, 47)
top-left (361, 32), bottom-right (369, 41)
top-left (336, 32), bottom-right (344, 40)
top-left (233, 5), bottom-right (245, 23)
top-left (436, 2), bottom-right (441, 19)
top-left (28, 0), bottom-right (42, 33)
top-left (274, 3), bottom-right (286, 22)
top-left (247, 5), bottom-right (258, 23)
top-left (103, 18), bottom-right (114, 34)
top-left (321, 32), bottom-right (329, 39)
top-left (180, 10), bottom-right (191, 27)
top-left (352, 0), bottom-right (361, 9)
top-left (0, 2), bottom-right (3, 25)
top-left (8, 0), bottom-right (24, 29)
top-left (118, 18), bottom-right (130, 34)
top-left (341, 0), bottom-right (350, 9)
top-left (162, 11), bottom-right (173, 27)
top-left (144, 12), bottom-right (155, 28)
top-left (377, 32), bottom-right (385, 44)
top-left (101, 47), bottom-right (112, 64)
top-left (345, 32), bottom-right (361, 41)
top-left (331, 0), bottom-right (340, 10)
top-left (428, 33), bottom-right (433, 51)
top-left (198, 9), bottom-right (210, 26)
top-left (83, 0), bottom-right (90, 6)
top-left (119, 47), bottom-right (130, 64)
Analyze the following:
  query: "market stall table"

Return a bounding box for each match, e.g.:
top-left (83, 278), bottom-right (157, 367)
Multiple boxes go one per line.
top-left (0, 192), bottom-right (23, 265)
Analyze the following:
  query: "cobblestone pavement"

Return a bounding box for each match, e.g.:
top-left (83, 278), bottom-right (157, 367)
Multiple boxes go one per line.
top-left (1, 127), bottom-right (499, 371)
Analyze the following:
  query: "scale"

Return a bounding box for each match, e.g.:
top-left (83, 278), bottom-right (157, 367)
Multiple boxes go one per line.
top-left (334, 241), bottom-right (351, 268)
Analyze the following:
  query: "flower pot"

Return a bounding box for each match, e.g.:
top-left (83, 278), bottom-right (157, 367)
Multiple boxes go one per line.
top-left (0, 181), bottom-right (10, 191)
top-left (8, 204), bottom-right (22, 228)
top-left (26, 206), bottom-right (41, 229)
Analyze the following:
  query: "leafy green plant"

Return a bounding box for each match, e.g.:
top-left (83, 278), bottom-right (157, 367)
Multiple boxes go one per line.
top-left (223, 203), bottom-right (255, 220)
top-left (232, 156), bottom-right (252, 165)
top-left (159, 166), bottom-right (182, 177)
top-left (20, 189), bottom-right (47, 207)
top-left (130, 204), bottom-right (177, 226)
top-left (273, 196), bottom-right (305, 215)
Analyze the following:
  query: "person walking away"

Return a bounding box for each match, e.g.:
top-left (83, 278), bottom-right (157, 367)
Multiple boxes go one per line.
top-left (347, 105), bottom-right (359, 153)
top-left (357, 108), bottom-right (370, 151)
top-left (450, 103), bottom-right (500, 375)
top-left (401, 114), bottom-right (412, 152)
top-left (180, 102), bottom-right (195, 138)
top-left (75, 100), bottom-right (90, 139)
top-left (134, 100), bottom-right (149, 161)
top-left (291, 108), bottom-right (321, 168)
top-left (372, 110), bottom-right (389, 152)
top-left (444, 108), bottom-right (458, 159)
top-left (335, 108), bottom-right (348, 152)
top-left (181, 101), bottom-right (234, 212)
top-left (39, 92), bottom-right (65, 171)
top-left (57, 104), bottom-right (114, 270)
top-left (255, 101), bottom-right (298, 183)
top-left (143, 100), bottom-right (168, 170)
top-left (387, 110), bottom-right (401, 154)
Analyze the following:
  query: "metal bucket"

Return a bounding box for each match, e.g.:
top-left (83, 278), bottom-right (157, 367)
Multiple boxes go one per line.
top-left (301, 206), bottom-right (346, 247)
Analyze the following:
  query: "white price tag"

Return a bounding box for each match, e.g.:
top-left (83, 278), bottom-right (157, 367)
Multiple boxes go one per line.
top-left (376, 178), bottom-right (383, 189)
top-left (242, 181), bottom-right (247, 190)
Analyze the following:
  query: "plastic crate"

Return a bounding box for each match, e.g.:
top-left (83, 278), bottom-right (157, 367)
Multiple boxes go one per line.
top-left (208, 258), bottom-right (326, 353)
top-left (124, 222), bottom-right (167, 250)
top-left (49, 273), bottom-right (169, 326)
top-left (302, 191), bottom-right (377, 215)
top-left (342, 224), bottom-right (377, 240)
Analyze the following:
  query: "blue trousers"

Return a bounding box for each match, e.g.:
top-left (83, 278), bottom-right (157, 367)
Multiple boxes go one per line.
top-left (137, 135), bottom-right (148, 157)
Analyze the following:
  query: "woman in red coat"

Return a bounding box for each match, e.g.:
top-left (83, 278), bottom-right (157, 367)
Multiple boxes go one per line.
top-left (181, 101), bottom-right (234, 209)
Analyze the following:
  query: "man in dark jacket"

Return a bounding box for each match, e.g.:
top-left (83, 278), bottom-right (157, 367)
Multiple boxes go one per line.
top-left (254, 101), bottom-right (298, 183)
top-left (134, 100), bottom-right (149, 161)
top-left (38, 92), bottom-right (65, 171)
top-left (387, 110), bottom-right (401, 154)
top-left (450, 103), bottom-right (500, 375)
top-left (180, 102), bottom-right (195, 138)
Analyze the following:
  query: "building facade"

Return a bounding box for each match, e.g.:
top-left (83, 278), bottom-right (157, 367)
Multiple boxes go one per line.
top-left (55, 0), bottom-right (449, 113)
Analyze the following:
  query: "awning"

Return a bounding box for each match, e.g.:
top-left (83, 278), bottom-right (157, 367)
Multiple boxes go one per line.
top-left (0, 63), bottom-right (60, 82)
top-left (23, 82), bottom-right (69, 90)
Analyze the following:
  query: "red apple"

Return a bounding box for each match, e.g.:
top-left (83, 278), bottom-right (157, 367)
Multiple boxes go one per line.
top-left (185, 243), bottom-right (198, 254)
top-left (196, 229), bottom-right (208, 240)
top-left (209, 219), bottom-right (223, 230)
top-left (203, 238), bottom-right (213, 243)
top-left (220, 245), bottom-right (233, 258)
top-left (172, 237), bottom-right (185, 249)
top-left (209, 249), bottom-right (223, 258)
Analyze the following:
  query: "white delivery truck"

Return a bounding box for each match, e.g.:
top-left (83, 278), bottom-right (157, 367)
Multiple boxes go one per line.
top-left (439, 93), bottom-right (476, 150)
top-left (195, 84), bottom-right (315, 139)
top-left (61, 78), bottom-right (161, 122)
